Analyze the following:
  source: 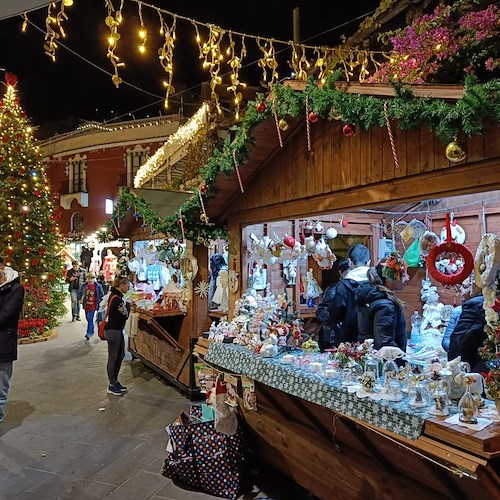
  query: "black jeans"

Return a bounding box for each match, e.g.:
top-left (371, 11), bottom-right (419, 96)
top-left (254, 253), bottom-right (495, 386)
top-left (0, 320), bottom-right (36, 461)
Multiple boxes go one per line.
top-left (105, 328), bottom-right (124, 385)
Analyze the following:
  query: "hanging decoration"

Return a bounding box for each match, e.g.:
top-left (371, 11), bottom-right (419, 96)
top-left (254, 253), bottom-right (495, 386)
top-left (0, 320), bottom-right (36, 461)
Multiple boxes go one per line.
top-left (445, 139), bottom-right (467, 163)
top-left (342, 123), bottom-right (357, 137)
top-left (43, 0), bottom-right (74, 61)
top-left (158, 12), bottom-right (177, 109)
top-left (104, 0), bottom-right (125, 87)
top-left (272, 99), bottom-right (284, 147)
top-left (198, 187), bottom-right (209, 223)
top-left (232, 150), bottom-right (244, 194)
top-left (384, 100), bottom-right (400, 169)
top-left (305, 96), bottom-right (312, 152)
top-left (426, 213), bottom-right (474, 286)
top-left (439, 213), bottom-right (466, 244)
top-left (194, 280), bottom-right (210, 298)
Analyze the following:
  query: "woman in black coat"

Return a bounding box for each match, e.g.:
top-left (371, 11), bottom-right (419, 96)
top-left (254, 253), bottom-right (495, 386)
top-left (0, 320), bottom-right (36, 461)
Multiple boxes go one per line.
top-left (356, 267), bottom-right (407, 351)
top-left (0, 265), bottom-right (25, 422)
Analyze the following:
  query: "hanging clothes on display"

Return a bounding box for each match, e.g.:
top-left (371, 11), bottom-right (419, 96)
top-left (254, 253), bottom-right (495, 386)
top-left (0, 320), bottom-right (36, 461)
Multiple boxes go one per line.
top-left (146, 261), bottom-right (171, 292)
top-left (211, 267), bottom-right (229, 311)
top-left (102, 249), bottom-right (118, 281)
top-left (89, 249), bottom-right (102, 275)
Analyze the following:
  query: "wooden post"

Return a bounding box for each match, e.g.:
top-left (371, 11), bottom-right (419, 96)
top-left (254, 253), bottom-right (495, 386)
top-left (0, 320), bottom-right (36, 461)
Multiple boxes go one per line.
top-left (293, 7), bottom-right (300, 43)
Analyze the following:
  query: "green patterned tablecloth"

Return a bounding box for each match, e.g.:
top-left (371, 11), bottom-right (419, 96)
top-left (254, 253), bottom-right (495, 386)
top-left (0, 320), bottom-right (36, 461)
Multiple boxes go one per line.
top-left (205, 343), bottom-right (426, 440)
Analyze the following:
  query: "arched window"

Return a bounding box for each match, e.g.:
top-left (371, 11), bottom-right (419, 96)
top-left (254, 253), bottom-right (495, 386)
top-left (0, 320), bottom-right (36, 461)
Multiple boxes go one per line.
top-left (71, 212), bottom-right (84, 232)
top-left (125, 145), bottom-right (150, 187)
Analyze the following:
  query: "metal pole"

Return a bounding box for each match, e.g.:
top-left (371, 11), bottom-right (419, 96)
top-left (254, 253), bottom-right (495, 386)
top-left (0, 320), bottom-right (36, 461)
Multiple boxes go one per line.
top-left (293, 7), bottom-right (300, 43)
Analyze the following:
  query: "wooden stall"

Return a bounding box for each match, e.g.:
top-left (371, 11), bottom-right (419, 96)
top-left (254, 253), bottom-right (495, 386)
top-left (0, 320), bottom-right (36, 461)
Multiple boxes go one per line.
top-left (117, 213), bottom-right (212, 399)
top-left (197, 82), bottom-right (500, 495)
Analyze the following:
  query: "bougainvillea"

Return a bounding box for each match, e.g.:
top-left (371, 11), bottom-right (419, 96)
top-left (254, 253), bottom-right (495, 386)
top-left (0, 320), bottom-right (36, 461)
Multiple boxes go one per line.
top-left (371, 1), bottom-right (500, 83)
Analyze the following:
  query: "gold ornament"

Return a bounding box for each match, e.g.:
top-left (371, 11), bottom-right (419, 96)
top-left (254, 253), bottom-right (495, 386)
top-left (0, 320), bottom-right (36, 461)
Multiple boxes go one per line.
top-left (445, 141), bottom-right (466, 163)
top-left (200, 213), bottom-right (209, 223)
top-left (278, 118), bottom-right (289, 131)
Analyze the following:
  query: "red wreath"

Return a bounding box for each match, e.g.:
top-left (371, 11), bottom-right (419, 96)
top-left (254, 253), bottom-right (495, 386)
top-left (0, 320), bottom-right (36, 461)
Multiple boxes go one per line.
top-left (426, 213), bottom-right (474, 285)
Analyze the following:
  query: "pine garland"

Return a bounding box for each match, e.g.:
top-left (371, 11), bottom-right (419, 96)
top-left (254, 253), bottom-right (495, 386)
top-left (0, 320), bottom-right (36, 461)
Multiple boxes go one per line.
top-left (109, 75), bottom-right (500, 243)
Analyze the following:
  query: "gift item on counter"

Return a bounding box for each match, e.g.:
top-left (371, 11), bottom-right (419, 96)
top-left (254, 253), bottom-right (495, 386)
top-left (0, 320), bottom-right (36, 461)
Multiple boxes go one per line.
top-left (156, 281), bottom-right (187, 313)
top-left (301, 338), bottom-right (320, 352)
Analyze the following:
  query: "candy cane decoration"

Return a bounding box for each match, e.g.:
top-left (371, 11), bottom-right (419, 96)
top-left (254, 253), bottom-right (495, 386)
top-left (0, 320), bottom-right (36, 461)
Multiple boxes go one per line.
top-left (198, 189), bottom-right (209, 223)
top-left (305, 96), bottom-right (311, 152)
top-left (384, 100), bottom-right (400, 169)
top-left (233, 150), bottom-right (244, 193)
top-left (178, 208), bottom-right (186, 242)
top-left (272, 98), bottom-right (283, 148)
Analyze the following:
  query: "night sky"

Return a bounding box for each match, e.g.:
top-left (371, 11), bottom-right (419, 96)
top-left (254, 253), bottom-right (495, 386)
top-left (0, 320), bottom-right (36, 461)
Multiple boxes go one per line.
top-left (0, 0), bottom-right (380, 129)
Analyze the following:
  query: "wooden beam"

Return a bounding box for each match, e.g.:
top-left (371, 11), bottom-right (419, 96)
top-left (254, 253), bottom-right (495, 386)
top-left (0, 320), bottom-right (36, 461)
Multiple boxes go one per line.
top-left (228, 157), bottom-right (500, 226)
top-left (281, 79), bottom-right (465, 100)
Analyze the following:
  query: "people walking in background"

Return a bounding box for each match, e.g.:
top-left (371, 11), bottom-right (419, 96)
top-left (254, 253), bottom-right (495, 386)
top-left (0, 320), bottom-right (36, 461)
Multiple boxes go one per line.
top-left (328, 244), bottom-right (371, 346)
top-left (66, 260), bottom-right (86, 322)
top-left (0, 259), bottom-right (25, 423)
top-left (79, 273), bottom-right (104, 341)
top-left (356, 266), bottom-right (407, 352)
top-left (79, 246), bottom-right (93, 271)
top-left (104, 276), bottom-right (131, 396)
top-left (316, 258), bottom-right (351, 351)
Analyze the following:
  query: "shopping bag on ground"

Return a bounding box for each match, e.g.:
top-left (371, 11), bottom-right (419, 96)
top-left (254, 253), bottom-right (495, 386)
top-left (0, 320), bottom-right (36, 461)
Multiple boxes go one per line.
top-left (161, 406), bottom-right (247, 499)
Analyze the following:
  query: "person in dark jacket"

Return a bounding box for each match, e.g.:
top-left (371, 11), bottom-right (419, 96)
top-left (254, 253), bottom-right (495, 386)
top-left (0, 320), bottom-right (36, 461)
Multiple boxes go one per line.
top-left (328, 244), bottom-right (371, 346)
top-left (356, 267), bottom-right (407, 352)
top-left (448, 280), bottom-right (486, 373)
top-left (316, 259), bottom-right (351, 351)
top-left (66, 260), bottom-right (86, 322)
top-left (0, 262), bottom-right (25, 423)
top-left (104, 276), bottom-right (131, 396)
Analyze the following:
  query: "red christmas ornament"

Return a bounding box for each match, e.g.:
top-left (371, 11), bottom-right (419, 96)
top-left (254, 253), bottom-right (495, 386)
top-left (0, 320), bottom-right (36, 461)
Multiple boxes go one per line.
top-left (39, 248), bottom-right (46, 256)
top-left (2, 135), bottom-right (8, 143)
top-left (14, 231), bottom-right (21, 239)
top-left (342, 123), bottom-right (357, 137)
top-left (341, 219), bottom-right (349, 228)
top-left (0, 156), bottom-right (3, 162)
top-left (19, 168), bottom-right (26, 175)
top-left (256, 101), bottom-right (266, 113)
top-left (15, 146), bottom-right (21, 152)
top-left (8, 177), bottom-right (15, 183)
top-left (16, 133), bottom-right (23, 139)
top-left (283, 236), bottom-right (296, 248)
top-left (31, 258), bottom-right (39, 267)
top-left (308, 112), bottom-right (319, 123)
top-left (21, 112), bottom-right (26, 118)
top-left (200, 185), bottom-right (208, 194)
top-left (5, 73), bottom-right (17, 86)
top-left (9, 201), bottom-right (15, 209)
top-left (48, 274), bottom-right (56, 281)
top-left (35, 190), bottom-right (42, 197)
top-left (15, 98), bottom-right (20, 105)
top-left (5, 247), bottom-right (13, 255)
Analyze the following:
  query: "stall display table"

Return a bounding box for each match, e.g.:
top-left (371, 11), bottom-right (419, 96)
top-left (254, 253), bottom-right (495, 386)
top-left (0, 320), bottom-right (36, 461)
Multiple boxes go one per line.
top-left (202, 342), bottom-right (500, 499)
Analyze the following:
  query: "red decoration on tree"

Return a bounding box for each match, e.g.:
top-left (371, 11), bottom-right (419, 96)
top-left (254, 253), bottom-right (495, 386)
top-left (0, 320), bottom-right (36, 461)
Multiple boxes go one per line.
top-left (0, 156), bottom-right (3, 162)
top-left (308, 112), bottom-right (319, 123)
top-left (2, 135), bottom-right (8, 143)
top-left (5, 73), bottom-right (18, 86)
top-left (35, 190), bottom-right (42, 197)
top-left (256, 101), bottom-right (266, 113)
top-left (5, 247), bottom-right (13, 255)
top-left (342, 124), bottom-right (357, 137)
top-left (39, 248), bottom-right (46, 256)
top-left (9, 201), bottom-right (15, 209)
top-left (24, 247), bottom-right (31, 254)
top-left (200, 185), bottom-right (208, 194)
top-left (19, 168), bottom-right (26, 175)
top-left (31, 258), bottom-right (39, 266)
top-left (16, 133), bottom-right (23, 139)
top-left (13, 231), bottom-right (21, 239)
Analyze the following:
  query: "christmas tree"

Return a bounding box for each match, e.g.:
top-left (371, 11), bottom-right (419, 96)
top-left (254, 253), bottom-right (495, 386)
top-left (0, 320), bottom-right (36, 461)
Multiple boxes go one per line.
top-left (0, 73), bottom-right (66, 338)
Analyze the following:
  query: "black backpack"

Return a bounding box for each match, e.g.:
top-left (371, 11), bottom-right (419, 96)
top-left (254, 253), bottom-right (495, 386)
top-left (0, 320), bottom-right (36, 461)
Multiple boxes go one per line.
top-left (330, 279), bottom-right (364, 345)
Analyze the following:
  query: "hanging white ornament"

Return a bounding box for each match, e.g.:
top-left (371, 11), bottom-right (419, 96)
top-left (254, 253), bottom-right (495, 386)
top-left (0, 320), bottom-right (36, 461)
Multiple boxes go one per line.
top-left (194, 280), bottom-right (210, 298)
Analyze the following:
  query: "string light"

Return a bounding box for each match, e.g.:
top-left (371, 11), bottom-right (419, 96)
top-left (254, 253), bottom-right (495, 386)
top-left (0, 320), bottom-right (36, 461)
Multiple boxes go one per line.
top-left (134, 102), bottom-right (209, 188)
top-left (104, 0), bottom-right (125, 87)
top-left (157, 11), bottom-right (176, 109)
top-left (137, 1), bottom-right (147, 54)
top-left (43, 0), bottom-right (73, 61)
top-left (226, 33), bottom-right (247, 120)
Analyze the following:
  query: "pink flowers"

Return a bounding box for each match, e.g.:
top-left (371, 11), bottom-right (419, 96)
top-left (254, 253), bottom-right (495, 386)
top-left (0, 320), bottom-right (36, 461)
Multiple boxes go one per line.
top-left (370, 2), bottom-right (500, 83)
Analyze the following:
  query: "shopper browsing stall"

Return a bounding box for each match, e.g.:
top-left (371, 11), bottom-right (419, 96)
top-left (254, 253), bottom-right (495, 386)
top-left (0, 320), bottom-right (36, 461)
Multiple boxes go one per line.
top-left (356, 267), bottom-right (407, 351)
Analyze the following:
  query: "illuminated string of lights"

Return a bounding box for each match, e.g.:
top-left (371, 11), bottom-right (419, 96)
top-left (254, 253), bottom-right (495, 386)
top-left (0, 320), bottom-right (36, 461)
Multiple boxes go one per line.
top-left (134, 102), bottom-right (209, 188)
top-left (31, 0), bottom-right (384, 118)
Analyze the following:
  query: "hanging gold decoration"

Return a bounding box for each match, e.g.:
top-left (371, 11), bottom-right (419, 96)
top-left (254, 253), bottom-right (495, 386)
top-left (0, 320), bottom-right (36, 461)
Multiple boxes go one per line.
top-left (257, 38), bottom-right (279, 87)
top-left (137, 2), bottom-right (147, 54)
top-left (196, 24), bottom-right (225, 114)
top-left (445, 140), bottom-right (466, 163)
top-left (104, 0), bottom-right (125, 87)
top-left (226, 33), bottom-right (247, 120)
top-left (157, 11), bottom-right (177, 109)
top-left (43, 0), bottom-right (73, 61)
top-left (291, 43), bottom-right (310, 81)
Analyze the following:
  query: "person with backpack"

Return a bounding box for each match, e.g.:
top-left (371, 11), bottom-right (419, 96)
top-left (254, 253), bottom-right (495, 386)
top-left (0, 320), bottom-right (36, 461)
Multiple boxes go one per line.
top-left (448, 278), bottom-right (487, 373)
top-left (316, 259), bottom-right (351, 351)
top-left (356, 267), bottom-right (407, 351)
top-left (79, 272), bottom-right (104, 341)
top-left (328, 244), bottom-right (371, 346)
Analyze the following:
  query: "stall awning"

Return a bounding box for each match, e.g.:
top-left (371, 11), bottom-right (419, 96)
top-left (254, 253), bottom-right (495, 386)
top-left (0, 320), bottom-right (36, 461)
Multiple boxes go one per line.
top-left (0, 1), bottom-right (52, 20)
top-left (131, 188), bottom-right (192, 219)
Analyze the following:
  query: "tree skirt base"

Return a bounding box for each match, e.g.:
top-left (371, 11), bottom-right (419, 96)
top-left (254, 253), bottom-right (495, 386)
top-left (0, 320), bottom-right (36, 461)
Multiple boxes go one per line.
top-left (18, 330), bottom-right (58, 345)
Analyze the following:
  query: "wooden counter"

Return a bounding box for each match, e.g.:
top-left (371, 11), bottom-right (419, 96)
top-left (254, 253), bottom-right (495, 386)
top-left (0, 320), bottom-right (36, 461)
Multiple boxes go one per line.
top-left (238, 382), bottom-right (499, 499)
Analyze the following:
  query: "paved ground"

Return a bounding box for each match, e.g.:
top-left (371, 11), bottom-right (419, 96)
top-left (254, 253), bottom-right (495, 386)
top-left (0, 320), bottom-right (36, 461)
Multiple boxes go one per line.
top-left (0, 302), bottom-right (310, 500)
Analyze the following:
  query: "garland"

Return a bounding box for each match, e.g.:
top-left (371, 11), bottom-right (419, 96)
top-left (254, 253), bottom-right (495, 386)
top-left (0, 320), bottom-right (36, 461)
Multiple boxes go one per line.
top-left (107, 75), bottom-right (500, 243)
